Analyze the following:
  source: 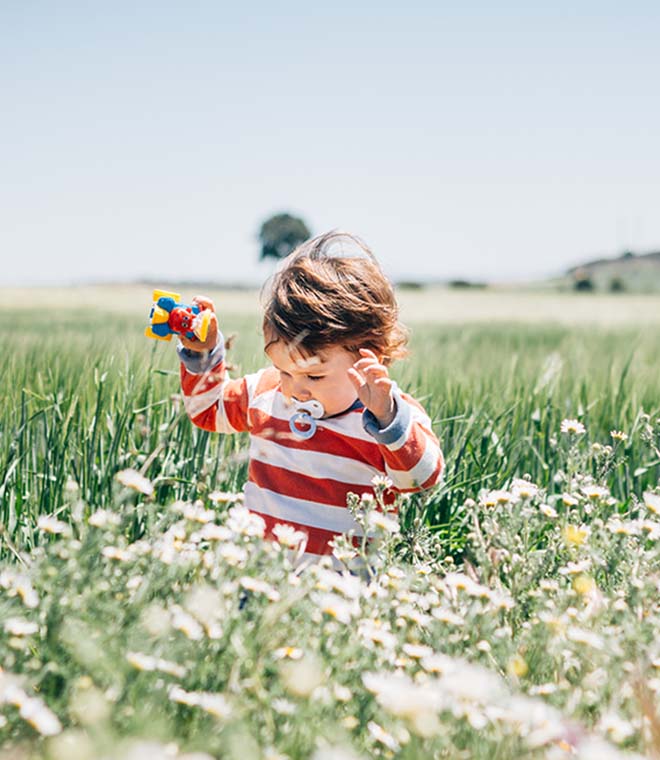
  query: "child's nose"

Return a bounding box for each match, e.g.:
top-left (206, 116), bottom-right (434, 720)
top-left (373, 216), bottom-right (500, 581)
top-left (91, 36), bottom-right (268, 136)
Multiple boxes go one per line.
top-left (291, 378), bottom-right (311, 401)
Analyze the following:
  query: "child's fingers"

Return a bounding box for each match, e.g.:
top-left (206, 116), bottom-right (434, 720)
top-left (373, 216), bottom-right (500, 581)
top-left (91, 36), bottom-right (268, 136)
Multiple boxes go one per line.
top-left (347, 367), bottom-right (366, 390)
top-left (192, 295), bottom-right (216, 312)
top-left (361, 364), bottom-right (388, 380)
top-left (353, 360), bottom-right (389, 383)
top-left (180, 313), bottom-right (219, 352)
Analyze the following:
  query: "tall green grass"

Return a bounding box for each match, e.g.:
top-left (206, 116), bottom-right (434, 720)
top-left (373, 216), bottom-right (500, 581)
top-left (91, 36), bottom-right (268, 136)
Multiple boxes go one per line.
top-left (2, 301), bottom-right (660, 559)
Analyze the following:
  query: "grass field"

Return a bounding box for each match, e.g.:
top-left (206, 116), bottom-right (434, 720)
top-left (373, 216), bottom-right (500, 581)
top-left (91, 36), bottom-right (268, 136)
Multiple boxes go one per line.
top-left (2, 286), bottom-right (660, 554)
top-left (2, 285), bottom-right (660, 758)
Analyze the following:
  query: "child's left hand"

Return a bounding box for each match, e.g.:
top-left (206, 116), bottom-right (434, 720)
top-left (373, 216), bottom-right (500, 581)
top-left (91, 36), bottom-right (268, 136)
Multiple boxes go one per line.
top-left (348, 349), bottom-right (396, 428)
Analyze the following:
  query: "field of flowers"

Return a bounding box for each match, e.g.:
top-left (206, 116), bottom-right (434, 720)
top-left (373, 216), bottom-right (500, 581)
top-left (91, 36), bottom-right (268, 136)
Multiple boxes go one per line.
top-left (2, 286), bottom-right (660, 759)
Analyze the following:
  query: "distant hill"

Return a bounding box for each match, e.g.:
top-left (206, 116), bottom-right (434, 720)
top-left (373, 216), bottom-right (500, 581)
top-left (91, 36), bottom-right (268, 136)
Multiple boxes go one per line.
top-left (559, 250), bottom-right (660, 293)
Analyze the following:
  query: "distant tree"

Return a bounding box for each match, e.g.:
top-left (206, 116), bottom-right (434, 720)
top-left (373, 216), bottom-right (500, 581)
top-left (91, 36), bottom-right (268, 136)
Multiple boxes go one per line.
top-left (448, 279), bottom-right (487, 290)
top-left (572, 267), bottom-right (594, 292)
top-left (258, 213), bottom-right (311, 261)
top-left (609, 276), bottom-right (626, 292)
top-left (573, 276), bottom-right (594, 292)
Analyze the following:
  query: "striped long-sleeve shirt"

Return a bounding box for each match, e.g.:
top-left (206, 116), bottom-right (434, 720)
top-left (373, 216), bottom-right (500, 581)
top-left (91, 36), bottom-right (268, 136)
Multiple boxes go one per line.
top-left (178, 337), bottom-right (444, 557)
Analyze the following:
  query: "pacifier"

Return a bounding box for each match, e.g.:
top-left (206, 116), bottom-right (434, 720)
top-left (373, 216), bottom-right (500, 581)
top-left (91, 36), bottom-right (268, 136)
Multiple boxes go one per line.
top-left (289, 399), bottom-right (325, 439)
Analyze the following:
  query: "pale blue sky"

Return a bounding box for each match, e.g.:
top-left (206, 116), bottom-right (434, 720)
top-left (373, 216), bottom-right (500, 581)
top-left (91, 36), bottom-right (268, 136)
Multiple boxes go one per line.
top-left (1, 1), bottom-right (658, 285)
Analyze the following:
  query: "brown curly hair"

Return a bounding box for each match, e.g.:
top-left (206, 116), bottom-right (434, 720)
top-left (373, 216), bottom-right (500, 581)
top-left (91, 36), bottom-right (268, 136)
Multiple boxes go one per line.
top-left (261, 231), bottom-right (408, 365)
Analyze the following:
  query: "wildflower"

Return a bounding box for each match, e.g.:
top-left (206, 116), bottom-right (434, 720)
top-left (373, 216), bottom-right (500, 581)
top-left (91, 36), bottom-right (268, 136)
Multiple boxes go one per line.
top-left (441, 659), bottom-right (507, 703)
top-left (607, 518), bottom-right (640, 536)
top-left (512, 479), bottom-right (539, 500)
top-left (562, 493), bottom-right (579, 507)
top-left (598, 713), bottom-right (635, 743)
top-left (19, 696), bottom-right (62, 736)
top-left (341, 716), bottom-right (359, 729)
top-left (116, 468), bottom-right (154, 496)
top-left (280, 655), bottom-right (324, 697)
top-left (168, 686), bottom-right (231, 718)
top-left (198, 523), bottom-right (233, 542)
top-left (402, 643), bottom-right (434, 660)
top-left (4, 618), bottom-right (39, 637)
top-left (420, 654), bottom-right (453, 674)
top-left (560, 419), bottom-right (585, 435)
top-left (566, 626), bottom-right (604, 650)
top-left (314, 568), bottom-right (362, 599)
top-left (371, 475), bottom-right (393, 490)
top-left (272, 698), bottom-right (297, 715)
top-left (37, 515), bottom-right (71, 536)
top-left (396, 604), bottom-right (431, 627)
top-left (102, 546), bottom-right (135, 562)
top-left (227, 505), bottom-right (265, 538)
top-left (333, 684), bottom-right (352, 702)
top-left (273, 647), bottom-right (304, 661)
top-left (88, 509), bottom-right (121, 528)
top-left (444, 573), bottom-right (491, 599)
top-left (315, 593), bottom-right (356, 624)
top-left (529, 685), bottom-right (559, 701)
top-left (239, 576), bottom-right (280, 602)
top-left (641, 520), bottom-right (660, 540)
top-left (572, 575), bottom-right (596, 595)
top-left (431, 607), bottom-right (464, 626)
top-left (540, 503), bottom-right (558, 518)
top-left (181, 503), bottom-right (216, 524)
top-left (364, 672), bottom-right (442, 738)
top-left (170, 606), bottom-right (204, 641)
top-left (12, 576), bottom-right (39, 609)
top-left (367, 721), bottom-right (401, 752)
top-left (218, 543), bottom-right (248, 566)
top-left (272, 523), bottom-right (308, 549)
top-left (508, 655), bottom-right (528, 678)
top-left (208, 490), bottom-right (243, 504)
top-left (582, 485), bottom-right (610, 501)
top-left (358, 619), bottom-right (397, 650)
top-left (367, 511), bottom-right (400, 534)
top-left (563, 524), bottom-right (589, 546)
top-left (610, 430), bottom-right (628, 442)
top-left (644, 492), bottom-right (660, 515)
top-left (126, 652), bottom-right (186, 678)
top-left (559, 559), bottom-right (591, 575)
top-left (482, 489), bottom-right (515, 507)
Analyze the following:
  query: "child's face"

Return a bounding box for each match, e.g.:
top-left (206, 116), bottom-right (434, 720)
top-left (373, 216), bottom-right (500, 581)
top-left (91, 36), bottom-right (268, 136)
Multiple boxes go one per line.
top-left (266, 340), bottom-right (359, 418)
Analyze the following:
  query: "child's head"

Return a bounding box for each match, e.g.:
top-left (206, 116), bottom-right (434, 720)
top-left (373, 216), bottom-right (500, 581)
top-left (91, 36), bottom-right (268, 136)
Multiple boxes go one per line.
top-left (262, 231), bottom-right (408, 365)
top-left (261, 231), bottom-right (409, 417)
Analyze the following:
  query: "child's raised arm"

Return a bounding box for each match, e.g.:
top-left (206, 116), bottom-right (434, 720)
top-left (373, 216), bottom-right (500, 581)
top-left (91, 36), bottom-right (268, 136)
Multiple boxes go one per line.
top-left (177, 296), bottom-right (254, 434)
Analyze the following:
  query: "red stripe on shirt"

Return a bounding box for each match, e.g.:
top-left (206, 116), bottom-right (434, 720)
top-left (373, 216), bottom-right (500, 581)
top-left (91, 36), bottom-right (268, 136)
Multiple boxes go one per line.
top-left (180, 362), bottom-right (225, 396)
top-left (249, 409), bottom-right (384, 467)
top-left (222, 378), bottom-right (251, 432)
top-left (249, 459), bottom-right (373, 508)
top-left (381, 423), bottom-right (430, 472)
top-left (255, 511), bottom-right (362, 555)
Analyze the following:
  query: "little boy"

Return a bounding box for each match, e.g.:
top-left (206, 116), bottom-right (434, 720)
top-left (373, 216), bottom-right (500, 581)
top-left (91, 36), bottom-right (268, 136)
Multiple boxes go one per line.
top-left (177, 231), bottom-right (444, 560)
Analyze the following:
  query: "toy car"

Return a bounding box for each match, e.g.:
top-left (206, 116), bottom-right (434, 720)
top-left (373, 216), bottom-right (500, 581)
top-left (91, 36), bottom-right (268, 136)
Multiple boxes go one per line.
top-left (145, 289), bottom-right (212, 343)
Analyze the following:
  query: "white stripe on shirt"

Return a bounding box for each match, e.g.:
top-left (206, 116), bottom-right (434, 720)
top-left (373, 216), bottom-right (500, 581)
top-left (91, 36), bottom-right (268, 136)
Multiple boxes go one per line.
top-left (385, 436), bottom-right (441, 489)
top-left (248, 437), bottom-right (381, 487)
top-left (244, 482), bottom-right (364, 534)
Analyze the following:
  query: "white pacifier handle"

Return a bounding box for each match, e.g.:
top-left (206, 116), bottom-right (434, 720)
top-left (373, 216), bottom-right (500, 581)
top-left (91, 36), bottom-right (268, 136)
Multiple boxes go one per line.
top-left (289, 399), bottom-right (325, 439)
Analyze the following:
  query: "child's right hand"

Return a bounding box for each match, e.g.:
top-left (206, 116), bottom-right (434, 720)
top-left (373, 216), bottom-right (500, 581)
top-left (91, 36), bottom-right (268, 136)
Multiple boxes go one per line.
top-left (179, 295), bottom-right (219, 352)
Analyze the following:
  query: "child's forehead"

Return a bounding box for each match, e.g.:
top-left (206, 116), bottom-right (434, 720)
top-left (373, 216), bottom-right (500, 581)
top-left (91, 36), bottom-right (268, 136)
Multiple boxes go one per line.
top-left (265, 340), bottom-right (348, 368)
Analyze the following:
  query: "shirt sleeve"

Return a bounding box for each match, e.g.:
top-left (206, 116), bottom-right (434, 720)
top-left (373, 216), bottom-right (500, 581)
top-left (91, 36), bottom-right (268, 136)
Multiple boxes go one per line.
top-left (362, 387), bottom-right (444, 492)
top-left (177, 333), bottom-right (252, 433)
